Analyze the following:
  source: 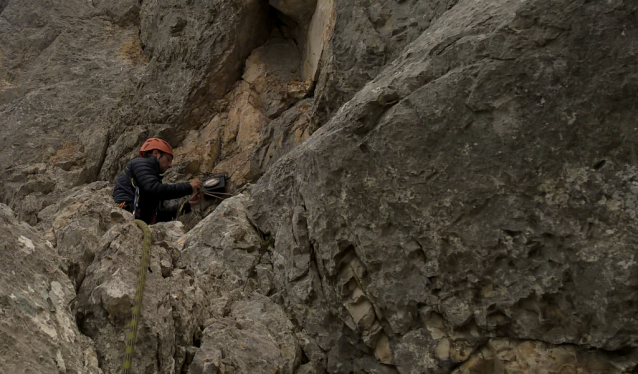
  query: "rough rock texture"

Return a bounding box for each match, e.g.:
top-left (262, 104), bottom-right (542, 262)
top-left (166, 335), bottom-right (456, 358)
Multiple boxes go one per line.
top-left (2, 0), bottom-right (638, 372)
top-left (0, 0), bottom-right (272, 221)
top-left (270, 0), bottom-right (335, 82)
top-left (36, 187), bottom-right (301, 373)
top-left (188, 294), bottom-right (300, 374)
top-left (0, 0), bottom-right (145, 223)
top-left (312, 0), bottom-right (459, 124)
top-left (0, 203), bottom-right (102, 374)
top-left (250, 0), bottom-right (638, 372)
top-left (172, 33), bottom-right (313, 188)
top-left (178, 192), bottom-right (302, 374)
top-left (76, 217), bottom-right (194, 373)
top-left (37, 182), bottom-right (128, 289)
top-left (98, 0), bottom-right (272, 181)
top-left (452, 338), bottom-right (637, 374)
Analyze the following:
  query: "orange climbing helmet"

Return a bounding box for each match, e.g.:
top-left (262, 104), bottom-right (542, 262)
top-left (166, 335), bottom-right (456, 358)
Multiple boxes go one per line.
top-left (139, 138), bottom-right (174, 157)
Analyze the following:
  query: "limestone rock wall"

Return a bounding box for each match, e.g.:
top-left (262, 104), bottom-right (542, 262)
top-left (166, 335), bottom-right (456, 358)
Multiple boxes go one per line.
top-left (0, 203), bottom-right (102, 374)
top-left (100, 0), bottom-right (272, 180)
top-left (17, 184), bottom-right (300, 373)
top-left (0, 0), bottom-right (145, 224)
top-left (0, 0), bottom-right (272, 222)
top-left (250, 0), bottom-right (638, 372)
top-left (312, 0), bottom-right (459, 125)
top-left (0, 0), bottom-right (637, 373)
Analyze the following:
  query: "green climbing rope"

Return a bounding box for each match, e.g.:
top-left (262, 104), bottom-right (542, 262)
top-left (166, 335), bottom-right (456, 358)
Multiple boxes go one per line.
top-left (122, 219), bottom-right (152, 373)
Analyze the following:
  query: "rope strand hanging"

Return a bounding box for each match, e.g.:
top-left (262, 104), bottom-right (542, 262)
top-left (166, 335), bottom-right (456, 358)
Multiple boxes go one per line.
top-left (122, 219), bottom-right (152, 373)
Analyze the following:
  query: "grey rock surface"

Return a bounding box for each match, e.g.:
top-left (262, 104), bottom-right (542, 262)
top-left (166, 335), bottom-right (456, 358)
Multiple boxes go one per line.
top-left (0, 0), bottom-right (272, 220)
top-left (0, 203), bottom-right (102, 374)
top-left (452, 338), bottom-right (638, 374)
top-left (1, 0), bottom-right (638, 372)
top-left (250, 0), bottom-right (638, 372)
top-left (0, 0), bottom-right (145, 221)
top-left (76, 216), bottom-right (195, 373)
top-left (59, 189), bottom-right (300, 373)
top-left (188, 294), bottom-right (300, 374)
top-left (99, 0), bottom-right (272, 181)
top-left (312, 0), bottom-right (460, 125)
top-left (179, 193), bottom-right (268, 302)
top-left (251, 98), bottom-right (314, 180)
top-left (37, 182), bottom-right (127, 289)
top-left (177, 193), bottom-right (303, 373)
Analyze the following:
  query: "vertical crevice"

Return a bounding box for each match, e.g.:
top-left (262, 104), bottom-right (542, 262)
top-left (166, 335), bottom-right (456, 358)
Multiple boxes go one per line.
top-left (95, 129), bottom-right (111, 182)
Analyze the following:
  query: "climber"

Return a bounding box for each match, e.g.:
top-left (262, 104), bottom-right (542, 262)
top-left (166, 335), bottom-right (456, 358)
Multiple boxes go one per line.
top-left (113, 137), bottom-right (203, 224)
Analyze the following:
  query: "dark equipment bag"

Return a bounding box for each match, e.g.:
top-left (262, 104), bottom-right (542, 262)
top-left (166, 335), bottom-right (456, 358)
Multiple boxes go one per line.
top-left (202, 173), bottom-right (228, 195)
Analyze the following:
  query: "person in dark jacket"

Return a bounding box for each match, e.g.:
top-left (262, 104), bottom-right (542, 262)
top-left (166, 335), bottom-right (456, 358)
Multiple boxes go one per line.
top-left (113, 138), bottom-right (203, 224)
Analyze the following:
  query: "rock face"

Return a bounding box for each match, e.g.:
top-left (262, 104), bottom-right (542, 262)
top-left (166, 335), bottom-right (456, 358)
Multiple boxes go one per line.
top-left (0, 0), bottom-right (144, 224)
top-left (98, 0), bottom-right (272, 181)
top-left (34, 186), bottom-right (301, 373)
top-left (178, 192), bottom-right (302, 373)
top-left (188, 295), bottom-right (300, 374)
top-left (250, 0), bottom-right (638, 372)
top-left (0, 203), bottom-right (102, 374)
top-left (76, 217), bottom-right (194, 373)
top-left (0, 0), bottom-right (271, 222)
top-left (452, 338), bottom-right (638, 374)
top-left (1, 0), bottom-right (638, 373)
top-left (171, 32), bottom-right (314, 188)
top-left (312, 0), bottom-right (459, 124)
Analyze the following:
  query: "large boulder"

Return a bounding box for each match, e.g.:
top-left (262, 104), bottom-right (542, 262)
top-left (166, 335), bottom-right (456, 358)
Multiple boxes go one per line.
top-left (179, 193), bottom-right (303, 373)
top-left (250, 0), bottom-right (638, 372)
top-left (75, 214), bottom-right (198, 373)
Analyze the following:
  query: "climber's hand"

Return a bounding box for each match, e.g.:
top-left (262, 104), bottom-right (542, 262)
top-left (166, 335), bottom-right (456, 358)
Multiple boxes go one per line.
top-left (190, 180), bottom-right (203, 192)
top-left (189, 190), bottom-right (203, 205)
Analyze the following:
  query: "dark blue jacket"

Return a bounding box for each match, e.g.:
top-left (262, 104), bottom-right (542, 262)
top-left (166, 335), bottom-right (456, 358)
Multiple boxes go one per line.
top-left (113, 157), bottom-right (193, 223)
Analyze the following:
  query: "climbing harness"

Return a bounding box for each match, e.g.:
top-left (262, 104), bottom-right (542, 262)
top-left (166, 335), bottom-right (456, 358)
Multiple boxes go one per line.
top-left (122, 219), bottom-right (152, 373)
top-left (120, 166), bottom-right (141, 217)
top-left (119, 166), bottom-right (157, 224)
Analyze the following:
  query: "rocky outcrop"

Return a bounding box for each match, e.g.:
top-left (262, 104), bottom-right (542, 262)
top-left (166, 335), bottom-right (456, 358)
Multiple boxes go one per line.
top-left (250, 0), bottom-right (638, 372)
top-left (76, 217), bottom-right (194, 373)
top-left (452, 338), bottom-right (637, 374)
top-left (31, 185), bottom-right (301, 373)
top-left (177, 192), bottom-right (302, 373)
top-left (0, 203), bottom-right (102, 374)
top-left (311, 0), bottom-right (459, 125)
top-left (188, 294), bottom-right (300, 374)
top-left (36, 182), bottom-right (128, 289)
top-left (172, 32), bottom-right (314, 188)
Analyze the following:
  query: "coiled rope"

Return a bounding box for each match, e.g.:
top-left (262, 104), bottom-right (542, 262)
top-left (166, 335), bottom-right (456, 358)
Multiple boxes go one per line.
top-left (122, 219), bottom-right (152, 373)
